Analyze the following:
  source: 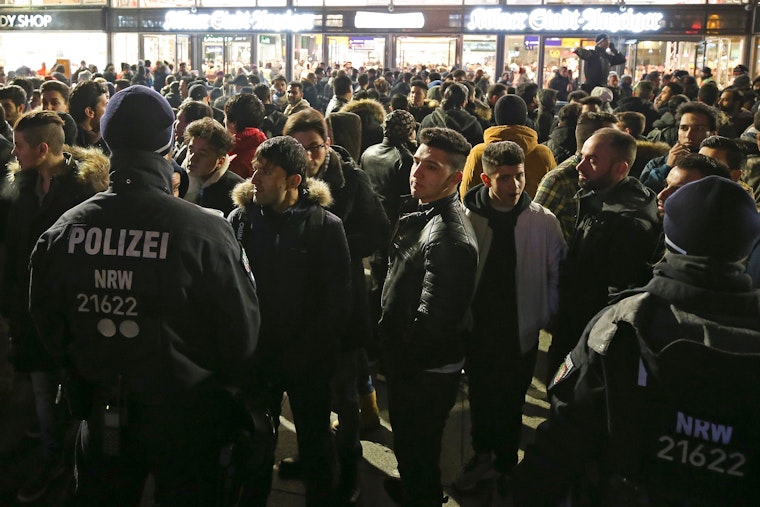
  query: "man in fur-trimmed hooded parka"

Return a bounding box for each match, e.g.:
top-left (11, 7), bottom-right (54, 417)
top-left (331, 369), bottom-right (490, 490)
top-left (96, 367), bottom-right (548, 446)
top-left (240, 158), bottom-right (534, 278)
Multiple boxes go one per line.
top-left (1, 110), bottom-right (109, 502)
top-left (228, 136), bottom-right (351, 507)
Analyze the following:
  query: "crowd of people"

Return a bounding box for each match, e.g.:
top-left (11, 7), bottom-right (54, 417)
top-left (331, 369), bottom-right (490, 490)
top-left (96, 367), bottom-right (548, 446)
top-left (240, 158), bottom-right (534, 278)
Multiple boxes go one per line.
top-left (0, 31), bottom-right (760, 507)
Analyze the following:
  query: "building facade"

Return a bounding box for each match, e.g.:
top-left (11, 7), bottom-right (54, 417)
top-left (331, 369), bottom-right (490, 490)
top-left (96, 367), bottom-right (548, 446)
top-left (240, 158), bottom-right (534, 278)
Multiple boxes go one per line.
top-left (0, 0), bottom-right (757, 88)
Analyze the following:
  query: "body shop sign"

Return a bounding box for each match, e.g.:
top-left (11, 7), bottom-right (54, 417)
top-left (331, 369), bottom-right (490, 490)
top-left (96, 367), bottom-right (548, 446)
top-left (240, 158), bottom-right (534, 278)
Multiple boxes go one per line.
top-left (467, 7), bottom-right (664, 34)
top-left (0, 10), bottom-right (103, 30)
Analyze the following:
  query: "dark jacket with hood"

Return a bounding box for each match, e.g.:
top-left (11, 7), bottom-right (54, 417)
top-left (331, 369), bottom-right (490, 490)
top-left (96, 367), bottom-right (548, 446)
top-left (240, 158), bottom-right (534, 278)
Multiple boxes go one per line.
top-left (380, 192), bottom-right (478, 378)
top-left (342, 98), bottom-right (386, 158)
top-left (420, 106), bottom-right (484, 147)
top-left (556, 177), bottom-right (659, 352)
top-left (614, 96), bottom-right (659, 135)
top-left (316, 145), bottom-right (390, 351)
top-left (514, 254), bottom-right (760, 506)
top-left (29, 149), bottom-right (260, 398)
top-left (228, 127), bottom-right (268, 179)
top-left (228, 178), bottom-right (350, 380)
top-left (544, 124), bottom-right (576, 165)
top-left (2, 146), bottom-right (109, 372)
top-left (359, 137), bottom-right (414, 230)
top-left (262, 103), bottom-right (287, 138)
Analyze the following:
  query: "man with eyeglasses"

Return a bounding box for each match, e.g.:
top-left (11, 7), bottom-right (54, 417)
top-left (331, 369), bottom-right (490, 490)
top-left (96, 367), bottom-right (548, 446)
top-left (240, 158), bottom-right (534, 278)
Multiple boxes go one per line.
top-left (282, 108), bottom-right (389, 504)
top-left (640, 101), bottom-right (718, 194)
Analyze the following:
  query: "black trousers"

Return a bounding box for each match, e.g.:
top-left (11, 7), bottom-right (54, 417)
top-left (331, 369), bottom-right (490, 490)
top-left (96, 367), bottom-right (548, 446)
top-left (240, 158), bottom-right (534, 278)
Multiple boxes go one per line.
top-left (74, 389), bottom-right (230, 507)
top-left (466, 339), bottom-right (538, 473)
top-left (386, 366), bottom-right (461, 507)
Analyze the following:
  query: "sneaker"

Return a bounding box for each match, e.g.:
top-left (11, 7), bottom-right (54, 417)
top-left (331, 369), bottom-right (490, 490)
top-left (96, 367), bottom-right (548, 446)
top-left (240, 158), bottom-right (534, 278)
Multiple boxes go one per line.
top-left (17, 457), bottom-right (66, 503)
top-left (453, 452), bottom-right (498, 492)
top-left (277, 456), bottom-right (303, 479)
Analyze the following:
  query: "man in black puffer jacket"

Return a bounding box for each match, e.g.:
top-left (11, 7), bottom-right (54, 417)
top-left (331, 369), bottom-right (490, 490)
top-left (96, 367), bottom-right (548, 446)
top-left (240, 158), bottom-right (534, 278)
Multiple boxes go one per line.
top-left (228, 136), bottom-right (351, 507)
top-left (380, 127), bottom-right (478, 507)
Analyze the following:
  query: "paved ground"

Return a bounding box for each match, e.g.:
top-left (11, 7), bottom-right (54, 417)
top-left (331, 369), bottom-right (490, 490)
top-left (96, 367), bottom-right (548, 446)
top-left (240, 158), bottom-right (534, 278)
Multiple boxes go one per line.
top-left (0, 332), bottom-right (552, 507)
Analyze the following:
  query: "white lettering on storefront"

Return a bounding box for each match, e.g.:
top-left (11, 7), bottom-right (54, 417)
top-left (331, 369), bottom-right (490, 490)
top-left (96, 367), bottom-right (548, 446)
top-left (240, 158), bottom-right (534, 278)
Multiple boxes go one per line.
top-left (0, 14), bottom-right (53, 28)
top-left (467, 7), bottom-right (664, 34)
top-left (163, 9), bottom-right (314, 32)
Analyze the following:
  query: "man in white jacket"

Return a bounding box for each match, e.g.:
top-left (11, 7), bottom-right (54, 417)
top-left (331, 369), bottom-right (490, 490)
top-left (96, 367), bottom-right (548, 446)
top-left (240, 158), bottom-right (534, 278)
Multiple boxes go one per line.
top-left (456, 140), bottom-right (566, 493)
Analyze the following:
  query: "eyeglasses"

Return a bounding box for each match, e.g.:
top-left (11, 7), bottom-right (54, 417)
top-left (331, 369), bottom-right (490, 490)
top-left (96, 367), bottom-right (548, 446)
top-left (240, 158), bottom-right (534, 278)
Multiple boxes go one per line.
top-left (304, 143), bottom-right (326, 153)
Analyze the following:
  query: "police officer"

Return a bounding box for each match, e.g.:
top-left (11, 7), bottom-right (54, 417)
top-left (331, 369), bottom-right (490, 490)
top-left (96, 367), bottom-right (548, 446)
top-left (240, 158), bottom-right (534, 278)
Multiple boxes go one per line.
top-left (503, 176), bottom-right (760, 506)
top-left (29, 85), bottom-right (261, 507)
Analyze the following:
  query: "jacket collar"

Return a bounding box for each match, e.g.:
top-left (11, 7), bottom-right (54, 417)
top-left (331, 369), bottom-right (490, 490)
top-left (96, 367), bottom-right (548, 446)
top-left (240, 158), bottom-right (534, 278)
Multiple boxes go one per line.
top-left (109, 150), bottom-right (174, 195)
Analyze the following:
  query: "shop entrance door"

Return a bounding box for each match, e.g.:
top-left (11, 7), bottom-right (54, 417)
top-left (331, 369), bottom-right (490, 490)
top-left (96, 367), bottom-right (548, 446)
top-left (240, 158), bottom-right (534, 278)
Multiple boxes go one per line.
top-left (202, 35), bottom-right (252, 76)
top-left (395, 36), bottom-right (457, 72)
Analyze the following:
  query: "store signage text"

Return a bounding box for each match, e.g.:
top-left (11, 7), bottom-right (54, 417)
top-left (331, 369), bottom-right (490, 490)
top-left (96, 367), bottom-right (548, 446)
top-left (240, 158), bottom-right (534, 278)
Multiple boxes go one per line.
top-left (467, 8), bottom-right (664, 34)
top-left (0, 13), bottom-right (53, 28)
top-left (163, 10), bottom-right (314, 32)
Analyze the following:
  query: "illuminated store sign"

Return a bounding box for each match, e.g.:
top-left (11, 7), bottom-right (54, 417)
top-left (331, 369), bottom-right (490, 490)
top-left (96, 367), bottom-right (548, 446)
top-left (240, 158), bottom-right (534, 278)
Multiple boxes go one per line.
top-left (163, 9), bottom-right (314, 32)
top-left (354, 11), bottom-right (425, 29)
top-left (467, 7), bottom-right (664, 33)
top-left (0, 9), bottom-right (103, 30)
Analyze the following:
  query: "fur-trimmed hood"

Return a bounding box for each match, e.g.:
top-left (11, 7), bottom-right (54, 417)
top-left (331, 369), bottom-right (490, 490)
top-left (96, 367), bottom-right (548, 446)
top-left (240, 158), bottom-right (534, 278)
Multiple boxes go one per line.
top-left (342, 98), bottom-right (386, 124)
top-left (231, 176), bottom-right (333, 210)
top-left (4, 144), bottom-right (109, 198)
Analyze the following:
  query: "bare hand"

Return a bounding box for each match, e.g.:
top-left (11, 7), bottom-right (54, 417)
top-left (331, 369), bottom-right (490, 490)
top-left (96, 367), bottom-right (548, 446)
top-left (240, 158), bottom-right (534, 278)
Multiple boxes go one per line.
top-left (667, 142), bottom-right (690, 168)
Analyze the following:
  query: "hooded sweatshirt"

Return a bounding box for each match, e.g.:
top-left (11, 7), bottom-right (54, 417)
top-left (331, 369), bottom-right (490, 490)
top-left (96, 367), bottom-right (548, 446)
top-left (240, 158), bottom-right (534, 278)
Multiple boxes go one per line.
top-left (460, 124), bottom-right (556, 200)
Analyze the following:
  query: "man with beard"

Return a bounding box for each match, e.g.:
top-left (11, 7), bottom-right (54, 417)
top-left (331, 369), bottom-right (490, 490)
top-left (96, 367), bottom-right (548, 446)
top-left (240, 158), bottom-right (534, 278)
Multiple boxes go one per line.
top-left (640, 101), bottom-right (718, 193)
top-left (547, 128), bottom-right (659, 382)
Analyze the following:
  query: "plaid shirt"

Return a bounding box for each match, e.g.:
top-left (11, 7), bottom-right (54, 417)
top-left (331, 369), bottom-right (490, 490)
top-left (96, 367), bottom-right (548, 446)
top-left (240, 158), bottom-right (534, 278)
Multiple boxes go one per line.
top-left (534, 155), bottom-right (580, 242)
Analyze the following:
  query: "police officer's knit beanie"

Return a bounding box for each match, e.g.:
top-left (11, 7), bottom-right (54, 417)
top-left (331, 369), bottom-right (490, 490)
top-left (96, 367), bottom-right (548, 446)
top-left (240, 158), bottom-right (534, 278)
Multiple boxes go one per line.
top-left (664, 176), bottom-right (760, 262)
top-left (100, 85), bottom-right (174, 155)
top-left (494, 94), bottom-right (527, 127)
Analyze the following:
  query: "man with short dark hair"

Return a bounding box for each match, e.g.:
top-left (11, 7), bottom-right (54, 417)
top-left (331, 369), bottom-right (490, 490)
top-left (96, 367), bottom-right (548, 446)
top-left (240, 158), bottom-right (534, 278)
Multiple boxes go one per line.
top-left (614, 80), bottom-right (659, 134)
top-left (172, 100), bottom-right (213, 166)
top-left (284, 81), bottom-right (310, 116)
top-left (547, 128), bottom-right (659, 380)
top-left (252, 83), bottom-right (286, 138)
top-left (0, 84), bottom-right (27, 126)
top-left (380, 127), bottom-right (478, 507)
top-left (271, 75), bottom-right (288, 111)
top-left (408, 79), bottom-right (435, 123)
top-left (3, 110), bottom-right (108, 502)
top-left (326, 75), bottom-right (353, 116)
top-left (641, 101), bottom-right (718, 193)
top-left (656, 152), bottom-right (731, 218)
top-left (228, 136), bottom-right (351, 507)
top-left (40, 80), bottom-right (70, 113)
top-left (224, 93), bottom-right (267, 179)
top-left (68, 80), bottom-right (110, 153)
top-left (182, 117), bottom-right (242, 216)
top-left (456, 140), bottom-right (565, 492)
top-left (717, 87), bottom-right (754, 137)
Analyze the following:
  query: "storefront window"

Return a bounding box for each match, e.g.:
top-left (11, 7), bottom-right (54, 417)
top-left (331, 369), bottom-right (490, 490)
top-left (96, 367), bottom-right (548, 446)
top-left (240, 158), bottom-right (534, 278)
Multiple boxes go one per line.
top-left (396, 36), bottom-right (457, 72)
top-left (112, 32), bottom-right (139, 70)
top-left (503, 35), bottom-right (539, 87)
top-left (293, 34), bottom-right (323, 80)
top-left (463, 35), bottom-right (496, 80)
top-left (143, 34), bottom-right (187, 70)
top-left (0, 31), bottom-right (107, 75)
top-left (202, 35), bottom-right (251, 76)
top-left (542, 36), bottom-right (589, 88)
top-left (257, 34), bottom-right (286, 80)
top-left (704, 36), bottom-right (744, 88)
top-left (328, 36), bottom-right (385, 70)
